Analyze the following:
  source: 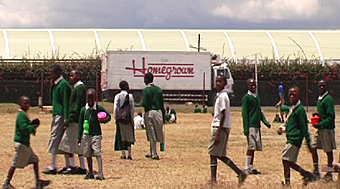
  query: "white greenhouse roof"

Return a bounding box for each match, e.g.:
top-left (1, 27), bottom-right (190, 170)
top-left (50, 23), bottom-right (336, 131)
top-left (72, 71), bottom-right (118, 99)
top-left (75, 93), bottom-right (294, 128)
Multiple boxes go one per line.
top-left (1, 29), bottom-right (340, 60)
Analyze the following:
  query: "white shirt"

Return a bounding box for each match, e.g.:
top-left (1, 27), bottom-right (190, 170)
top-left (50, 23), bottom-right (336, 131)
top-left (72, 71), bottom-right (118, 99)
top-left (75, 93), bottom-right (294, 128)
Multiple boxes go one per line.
top-left (134, 115), bottom-right (144, 129)
top-left (211, 88), bottom-right (231, 128)
top-left (113, 90), bottom-right (135, 120)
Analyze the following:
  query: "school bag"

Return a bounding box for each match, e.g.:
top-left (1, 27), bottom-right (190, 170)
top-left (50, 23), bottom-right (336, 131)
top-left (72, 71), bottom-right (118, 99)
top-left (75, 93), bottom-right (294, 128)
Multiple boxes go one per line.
top-left (115, 94), bottom-right (131, 124)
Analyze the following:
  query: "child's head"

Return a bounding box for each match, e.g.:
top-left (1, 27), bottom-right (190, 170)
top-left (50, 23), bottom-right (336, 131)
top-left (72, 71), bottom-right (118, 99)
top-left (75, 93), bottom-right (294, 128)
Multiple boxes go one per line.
top-left (216, 75), bottom-right (227, 92)
top-left (247, 78), bottom-right (256, 93)
top-left (69, 69), bottom-right (81, 85)
top-left (138, 112), bottom-right (142, 117)
top-left (49, 64), bottom-right (62, 81)
top-left (275, 114), bottom-right (280, 117)
top-left (318, 79), bottom-right (328, 94)
top-left (288, 86), bottom-right (300, 105)
top-left (119, 80), bottom-right (129, 91)
top-left (144, 73), bottom-right (154, 85)
top-left (19, 96), bottom-right (30, 112)
top-left (87, 89), bottom-right (96, 108)
top-left (166, 106), bottom-right (170, 111)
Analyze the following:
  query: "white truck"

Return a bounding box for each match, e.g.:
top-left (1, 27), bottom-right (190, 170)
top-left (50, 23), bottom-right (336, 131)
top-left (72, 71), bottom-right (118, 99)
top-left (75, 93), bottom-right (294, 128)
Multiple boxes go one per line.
top-left (101, 51), bottom-right (233, 106)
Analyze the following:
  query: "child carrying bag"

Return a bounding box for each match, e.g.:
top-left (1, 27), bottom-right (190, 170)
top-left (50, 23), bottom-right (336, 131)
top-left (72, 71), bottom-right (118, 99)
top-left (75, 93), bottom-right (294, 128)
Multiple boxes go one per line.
top-left (115, 94), bottom-right (131, 124)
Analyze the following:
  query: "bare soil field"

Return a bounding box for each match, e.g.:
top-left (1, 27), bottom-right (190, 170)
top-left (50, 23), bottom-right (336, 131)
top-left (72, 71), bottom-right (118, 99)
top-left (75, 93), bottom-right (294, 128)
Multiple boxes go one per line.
top-left (0, 103), bottom-right (339, 189)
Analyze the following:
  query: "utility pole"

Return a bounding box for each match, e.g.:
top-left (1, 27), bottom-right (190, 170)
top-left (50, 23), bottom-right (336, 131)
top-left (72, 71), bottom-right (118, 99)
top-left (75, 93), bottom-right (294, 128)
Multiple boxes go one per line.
top-left (198, 34), bottom-right (200, 52)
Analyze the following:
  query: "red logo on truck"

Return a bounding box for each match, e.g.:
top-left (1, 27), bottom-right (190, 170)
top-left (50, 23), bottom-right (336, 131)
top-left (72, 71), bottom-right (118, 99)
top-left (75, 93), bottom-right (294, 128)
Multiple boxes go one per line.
top-left (125, 57), bottom-right (195, 80)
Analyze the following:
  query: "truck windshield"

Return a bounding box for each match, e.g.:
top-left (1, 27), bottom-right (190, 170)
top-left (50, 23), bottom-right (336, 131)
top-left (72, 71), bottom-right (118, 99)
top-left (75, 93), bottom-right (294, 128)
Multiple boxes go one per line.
top-left (217, 69), bottom-right (230, 79)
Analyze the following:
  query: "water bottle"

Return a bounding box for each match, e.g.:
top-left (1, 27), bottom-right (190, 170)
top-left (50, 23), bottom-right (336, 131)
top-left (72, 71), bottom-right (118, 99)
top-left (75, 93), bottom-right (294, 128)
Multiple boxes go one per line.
top-left (83, 120), bottom-right (89, 135)
top-left (160, 142), bottom-right (165, 151)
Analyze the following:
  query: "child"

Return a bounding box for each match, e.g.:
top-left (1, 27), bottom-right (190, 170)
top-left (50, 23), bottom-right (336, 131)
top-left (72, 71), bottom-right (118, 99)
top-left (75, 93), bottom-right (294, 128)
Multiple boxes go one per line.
top-left (242, 78), bottom-right (271, 174)
top-left (194, 105), bottom-right (201, 113)
top-left (208, 75), bottom-right (248, 187)
top-left (78, 89), bottom-right (111, 180)
top-left (273, 114), bottom-right (282, 123)
top-left (3, 96), bottom-right (50, 189)
top-left (113, 80), bottom-right (135, 160)
top-left (310, 79), bottom-right (336, 181)
top-left (278, 86), bottom-right (317, 187)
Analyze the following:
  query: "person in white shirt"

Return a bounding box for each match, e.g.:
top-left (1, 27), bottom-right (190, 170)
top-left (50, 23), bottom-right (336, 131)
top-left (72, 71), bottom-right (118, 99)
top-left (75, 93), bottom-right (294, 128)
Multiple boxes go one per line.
top-left (208, 75), bottom-right (248, 187)
top-left (134, 112), bottom-right (144, 130)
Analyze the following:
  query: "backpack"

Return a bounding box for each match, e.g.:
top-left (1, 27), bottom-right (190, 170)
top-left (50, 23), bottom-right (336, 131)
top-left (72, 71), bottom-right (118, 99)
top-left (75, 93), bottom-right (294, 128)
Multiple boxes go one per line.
top-left (115, 94), bottom-right (131, 124)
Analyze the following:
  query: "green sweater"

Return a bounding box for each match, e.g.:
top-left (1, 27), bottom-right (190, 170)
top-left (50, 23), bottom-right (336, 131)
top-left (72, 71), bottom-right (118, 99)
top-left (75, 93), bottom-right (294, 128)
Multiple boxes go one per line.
top-left (78, 105), bottom-right (111, 139)
top-left (51, 79), bottom-right (71, 117)
top-left (242, 94), bottom-right (270, 135)
top-left (14, 111), bottom-right (36, 147)
top-left (285, 104), bottom-right (311, 148)
top-left (316, 94), bottom-right (335, 130)
top-left (66, 83), bottom-right (86, 124)
top-left (142, 84), bottom-right (165, 116)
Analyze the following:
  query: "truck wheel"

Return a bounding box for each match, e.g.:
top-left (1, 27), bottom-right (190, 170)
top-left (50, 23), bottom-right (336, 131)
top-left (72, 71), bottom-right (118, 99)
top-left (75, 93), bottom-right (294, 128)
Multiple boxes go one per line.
top-left (133, 92), bottom-right (142, 107)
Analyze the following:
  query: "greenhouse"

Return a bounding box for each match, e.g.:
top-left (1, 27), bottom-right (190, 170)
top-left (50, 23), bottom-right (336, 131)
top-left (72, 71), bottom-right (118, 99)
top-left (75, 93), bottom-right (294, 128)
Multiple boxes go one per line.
top-left (0, 29), bottom-right (339, 60)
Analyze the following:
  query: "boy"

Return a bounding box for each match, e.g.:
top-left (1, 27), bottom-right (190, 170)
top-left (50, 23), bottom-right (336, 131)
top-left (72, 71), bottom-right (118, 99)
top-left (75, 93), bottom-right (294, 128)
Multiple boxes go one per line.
top-left (278, 86), bottom-right (317, 186)
top-left (311, 79), bottom-right (336, 181)
top-left (142, 73), bottom-right (165, 160)
top-left (113, 80), bottom-right (135, 160)
top-left (58, 69), bottom-right (87, 174)
top-left (165, 106), bottom-right (177, 123)
top-left (43, 64), bottom-right (71, 174)
top-left (3, 96), bottom-right (50, 189)
top-left (78, 89), bottom-right (111, 180)
top-left (241, 78), bottom-right (271, 174)
top-left (134, 112), bottom-right (144, 130)
top-left (208, 75), bottom-right (248, 187)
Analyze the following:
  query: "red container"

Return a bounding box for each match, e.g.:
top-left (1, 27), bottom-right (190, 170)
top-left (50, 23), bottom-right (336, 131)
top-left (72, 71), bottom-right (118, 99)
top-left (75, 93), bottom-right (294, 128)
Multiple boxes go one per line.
top-left (311, 115), bottom-right (320, 125)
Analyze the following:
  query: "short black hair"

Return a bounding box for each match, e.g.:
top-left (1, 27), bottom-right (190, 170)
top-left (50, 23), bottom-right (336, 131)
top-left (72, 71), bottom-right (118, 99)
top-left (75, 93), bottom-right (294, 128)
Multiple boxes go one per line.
top-left (19, 95), bottom-right (30, 104)
top-left (87, 88), bottom-right (96, 96)
top-left (144, 73), bottom-right (154, 83)
top-left (72, 69), bottom-right (82, 77)
top-left (216, 75), bottom-right (227, 82)
top-left (138, 112), bottom-right (142, 116)
top-left (50, 64), bottom-right (62, 73)
top-left (119, 80), bottom-right (129, 90)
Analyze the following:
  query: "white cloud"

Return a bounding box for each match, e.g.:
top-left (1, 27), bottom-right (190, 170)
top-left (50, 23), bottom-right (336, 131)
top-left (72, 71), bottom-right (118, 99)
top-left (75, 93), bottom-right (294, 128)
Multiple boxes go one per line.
top-left (212, 0), bottom-right (321, 22)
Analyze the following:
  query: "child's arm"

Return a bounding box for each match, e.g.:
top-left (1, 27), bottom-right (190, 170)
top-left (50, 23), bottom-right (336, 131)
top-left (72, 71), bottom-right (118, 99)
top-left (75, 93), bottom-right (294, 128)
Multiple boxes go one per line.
top-left (260, 111), bottom-right (271, 128)
top-left (300, 109), bottom-right (311, 149)
top-left (317, 98), bottom-right (335, 129)
top-left (78, 108), bottom-right (85, 141)
top-left (18, 112), bottom-right (36, 135)
top-left (63, 83), bottom-right (71, 121)
top-left (99, 106), bottom-right (111, 123)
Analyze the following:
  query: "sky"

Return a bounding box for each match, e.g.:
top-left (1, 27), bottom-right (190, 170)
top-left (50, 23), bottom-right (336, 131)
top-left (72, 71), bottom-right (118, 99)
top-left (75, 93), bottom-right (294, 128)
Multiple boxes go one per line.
top-left (0, 0), bottom-right (339, 29)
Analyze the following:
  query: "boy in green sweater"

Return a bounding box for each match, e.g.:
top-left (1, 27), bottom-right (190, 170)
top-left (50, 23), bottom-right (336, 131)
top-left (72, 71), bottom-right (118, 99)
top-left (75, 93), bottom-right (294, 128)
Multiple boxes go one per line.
top-left (310, 80), bottom-right (336, 181)
top-left (44, 64), bottom-right (71, 174)
top-left (3, 96), bottom-right (50, 189)
top-left (242, 78), bottom-right (271, 174)
top-left (58, 70), bottom-right (87, 174)
top-left (78, 89), bottom-right (111, 180)
top-left (278, 86), bottom-right (317, 187)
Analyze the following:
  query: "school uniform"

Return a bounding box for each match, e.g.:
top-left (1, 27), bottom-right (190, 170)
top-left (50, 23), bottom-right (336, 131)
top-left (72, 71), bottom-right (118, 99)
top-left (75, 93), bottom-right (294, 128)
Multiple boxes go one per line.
top-left (12, 110), bottom-right (38, 168)
top-left (281, 100), bottom-right (311, 163)
top-left (113, 90), bottom-right (135, 144)
top-left (242, 91), bottom-right (270, 151)
top-left (134, 115), bottom-right (144, 130)
top-left (142, 83), bottom-right (165, 143)
top-left (208, 88), bottom-right (231, 157)
top-left (312, 92), bottom-right (336, 152)
top-left (59, 81), bottom-right (86, 154)
top-left (78, 103), bottom-right (111, 158)
top-left (47, 76), bottom-right (71, 154)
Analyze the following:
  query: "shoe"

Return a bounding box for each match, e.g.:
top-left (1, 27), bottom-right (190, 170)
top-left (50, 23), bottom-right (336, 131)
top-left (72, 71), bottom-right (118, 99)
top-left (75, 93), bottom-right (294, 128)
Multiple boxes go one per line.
top-left (127, 156), bottom-right (132, 160)
top-left (42, 168), bottom-right (57, 175)
top-left (95, 172), bottom-right (105, 180)
top-left (281, 181), bottom-right (290, 188)
top-left (2, 183), bottom-right (15, 189)
top-left (84, 172), bottom-right (95, 180)
top-left (120, 156), bottom-right (126, 159)
top-left (61, 167), bottom-right (78, 174)
top-left (313, 171), bottom-right (320, 180)
top-left (303, 172), bottom-right (317, 186)
top-left (77, 167), bottom-right (87, 175)
top-left (322, 166), bottom-right (336, 173)
top-left (151, 155), bottom-right (160, 160)
top-left (37, 180), bottom-right (50, 189)
top-left (238, 170), bottom-right (248, 188)
top-left (246, 168), bottom-right (261, 174)
top-left (145, 154), bottom-right (152, 158)
top-left (57, 167), bottom-right (68, 174)
top-left (320, 172), bottom-right (333, 182)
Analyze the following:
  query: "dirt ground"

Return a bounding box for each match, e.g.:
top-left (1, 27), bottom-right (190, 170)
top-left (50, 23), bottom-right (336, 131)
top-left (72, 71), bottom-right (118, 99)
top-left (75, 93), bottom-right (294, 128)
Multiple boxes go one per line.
top-left (0, 103), bottom-right (339, 189)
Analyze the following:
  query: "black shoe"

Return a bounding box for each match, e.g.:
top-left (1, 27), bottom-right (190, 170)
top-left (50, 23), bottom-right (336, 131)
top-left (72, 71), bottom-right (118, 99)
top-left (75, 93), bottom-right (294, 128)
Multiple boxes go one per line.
top-left (2, 183), bottom-right (15, 189)
top-left (281, 181), bottom-right (290, 187)
top-left (127, 156), bottom-right (132, 160)
top-left (246, 168), bottom-right (262, 175)
top-left (151, 155), bottom-right (160, 160)
top-left (84, 172), bottom-right (94, 180)
top-left (238, 170), bottom-right (248, 188)
top-left (145, 154), bottom-right (152, 158)
top-left (61, 166), bottom-right (78, 174)
top-left (321, 172), bottom-right (333, 182)
top-left (303, 172), bottom-right (317, 186)
top-left (37, 180), bottom-right (50, 189)
top-left (95, 172), bottom-right (105, 180)
top-left (313, 171), bottom-right (320, 180)
top-left (77, 167), bottom-right (87, 175)
top-left (57, 167), bottom-right (68, 174)
top-left (120, 156), bottom-right (126, 159)
top-left (42, 168), bottom-right (57, 175)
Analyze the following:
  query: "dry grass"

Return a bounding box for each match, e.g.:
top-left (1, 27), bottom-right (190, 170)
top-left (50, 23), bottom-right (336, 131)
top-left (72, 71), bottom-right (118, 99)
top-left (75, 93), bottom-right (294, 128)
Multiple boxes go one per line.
top-left (0, 103), bottom-right (339, 189)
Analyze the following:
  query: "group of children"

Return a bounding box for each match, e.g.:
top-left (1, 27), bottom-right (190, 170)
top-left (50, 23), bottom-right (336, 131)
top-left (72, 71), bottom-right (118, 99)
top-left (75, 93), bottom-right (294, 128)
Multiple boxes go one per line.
top-left (209, 78), bottom-right (337, 187)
